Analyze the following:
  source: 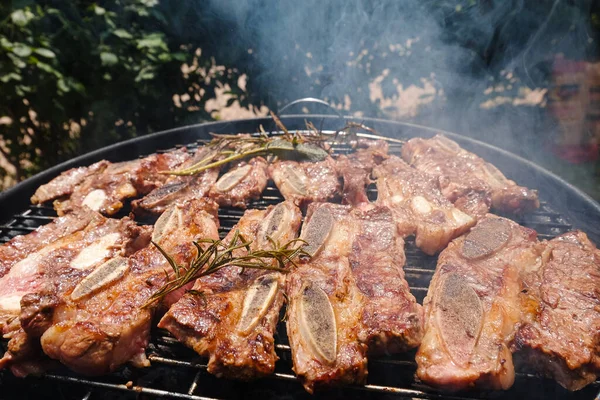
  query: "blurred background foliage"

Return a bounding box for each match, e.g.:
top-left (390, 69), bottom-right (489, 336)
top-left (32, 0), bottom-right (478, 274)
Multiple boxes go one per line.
top-left (0, 0), bottom-right (599, 190)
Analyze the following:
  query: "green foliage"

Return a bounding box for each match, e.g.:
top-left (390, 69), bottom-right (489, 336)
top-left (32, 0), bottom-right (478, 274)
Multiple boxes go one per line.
top-left (0, 0), bottom-right (246, 185)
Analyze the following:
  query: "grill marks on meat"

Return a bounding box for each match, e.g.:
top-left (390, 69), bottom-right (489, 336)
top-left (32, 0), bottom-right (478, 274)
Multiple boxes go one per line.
top-left (335, 140), bottom-right (388, 205)
top-left (401, 135), bottom-right (539, 218)
top-left (159, 201), bottom-right (302, 380)
top-left (132, 147), bottom-right (219, 215)
top-left (269, 157), bottom-right (340, 207)
top-left (512, 231), bottom-right (600, 391)
top-left (286, 203), bottom-right (422, 392)
top-left (46, 149), bottom-right (190, 216)
top-left (0, 211), bottom-right (149, 375)
top-left (38, 199), bottom-right (220, 375)
top-left (416, 215), bottom-right (539, 391)
top-left (208, 157), bottom-right (269, 208)
top-left (374, 156), bottom-right (475, 255)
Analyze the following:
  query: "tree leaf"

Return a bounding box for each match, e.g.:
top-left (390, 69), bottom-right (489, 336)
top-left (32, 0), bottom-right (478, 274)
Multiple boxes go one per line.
top-left (137, 34), bottom-right (167, 50)
top-left (112, 29), bottom-right (133, 39)
top-left (0, 73), bottom-right (22, 83)
top-left (12, 43), bottom-right (32, 58)
top-left (7, 53), bottom-right (26, 68)
top-left (10, 9), bottom-right (34, 27)
top-left (100, 52), bottom-right (118, 66)
top-left (34, 48), bottom-right (56, 58)
top-left (94, 5), bottom-right (106, 15)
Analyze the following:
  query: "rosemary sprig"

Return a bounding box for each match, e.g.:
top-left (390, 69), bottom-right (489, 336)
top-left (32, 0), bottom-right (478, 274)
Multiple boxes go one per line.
top-left (142, 230), bottom-right (308, 308)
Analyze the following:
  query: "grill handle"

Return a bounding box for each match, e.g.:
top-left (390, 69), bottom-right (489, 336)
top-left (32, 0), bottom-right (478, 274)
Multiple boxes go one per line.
top-left (279, 97), bottom-right (344, 118)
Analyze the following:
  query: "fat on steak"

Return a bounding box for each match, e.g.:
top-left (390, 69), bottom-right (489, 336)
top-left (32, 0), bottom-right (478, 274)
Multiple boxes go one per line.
top-left (38, 199), bottom-right (219, 375)
top-left (286, 202), bottom-right (422, 393)
top-left (159, 201), bottom-right (301, 380)
top-left (416, 215), bottom-right (539, 391)
top-left (512, 231), bottom-right (600, 391)
top-left (374, 156), bottom-right (475, 255)
top-left (401, 135), bottom-right (539, 218)
top-left (49, 148), bottom-right (190, 216)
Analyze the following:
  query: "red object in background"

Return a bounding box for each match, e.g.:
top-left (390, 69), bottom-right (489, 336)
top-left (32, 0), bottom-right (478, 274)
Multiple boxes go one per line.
top-left (550, 143), bottom-right (598, 163)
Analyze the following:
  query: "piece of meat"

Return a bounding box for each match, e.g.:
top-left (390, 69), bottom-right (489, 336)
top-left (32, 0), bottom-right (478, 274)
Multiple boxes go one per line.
top-left (335, 139), bottom-right (388, 205)
top-left (31, 161), bottom-right (110, 204)
top-left (159, 201), bottom-right (302, 380)
top-left (286, 202), bottom-right (422, 392)
top-left (416, 215), bottom-right (539, 391)
top-left (132, 147), bottom-right (219, 215)
top-left (53, 148), bottom-right (190, 216)
top-left (208, 157), bottom-right (269, 208)
top-left (0, 212), bottom-right (149, 375)
top-left (401, 135), bottom-right (539, 218)
top-left (374, 156), bottom-right (475, 255)
top-left (512, 231), bottom-right (600, 391)
top-left (269, 156), bottom-right (340, 207)
top-left (39, 199), bottom-right (219, 375)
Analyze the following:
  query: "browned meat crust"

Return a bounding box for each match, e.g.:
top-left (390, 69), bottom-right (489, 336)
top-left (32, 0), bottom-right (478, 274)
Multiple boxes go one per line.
top-left (374, 156), bottom-right (475, 255)
top-left (401, 135), bottom-right (539, 217)
top-left (159, 202), bottom-right (302, 380)
top-left (52, 149), bottom-right (190, 216)
top-left (335, 140), bottom-right (388, 205)
top-left (268, 157), bottom-right (340, 207)
top-left (38, 199), bottom-right (219, 375)
top-left (512, 231), bottom-right (600, 391)
top-left (0, 212), bottom-right (150, 375)
top-left (416, 215), bottom-right (539, 391)
top-left (132, 147), bottom-right (219, 215)
top-left (286, 203), bottom-right (422, 392)
top-left (208, 157), bottom-right (269, 208)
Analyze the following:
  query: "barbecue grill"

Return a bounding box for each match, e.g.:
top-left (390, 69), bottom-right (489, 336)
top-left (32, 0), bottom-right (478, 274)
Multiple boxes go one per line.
top-left (0, 110), bottom-right (599, 400)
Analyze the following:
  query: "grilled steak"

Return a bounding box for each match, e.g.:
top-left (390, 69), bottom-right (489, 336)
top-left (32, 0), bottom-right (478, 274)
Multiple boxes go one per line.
top-left (159, 201), bottom-right (302, 380)
top-left (39, 199), bottom-right (220, 375)
top-left (208, 157), bottom-right (269, 208)
top-left (0, 211), bottom-right (149, 375)
top-left (269, 157), bottom-right (340, 207)
top-left (374, 156), bottom-right (475, 255)
top-left (401, 135), bottom-right (539, 218)
top-left (286, 202), bottom-right (422, 392)
top-left (512, 231), bottom-right (600, 391)
top-left (335, 140), bottom-right (388, 205)
top-left (132, 147), bottom-right (219, 215)
top-left (52, 149), bottom-right (190, 216)
top-left (416, 215), bottom-right (538, 391)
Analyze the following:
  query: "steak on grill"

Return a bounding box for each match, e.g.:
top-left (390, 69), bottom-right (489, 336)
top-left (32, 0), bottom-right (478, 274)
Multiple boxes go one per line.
top-left (39, 199), bottom-right (219, 375)
top-left (374, 156), bottom-right (475, 255)
top-left (159, 201), bottom-right (301, 380)
top-left (286, 202), bottom-right (422, 392)
top-left (416, 215), bottom-right (539, 391)
top-left (268, 157), bottom-right (340, 207)
top-left (512, 231), bottom-right (600, 391)
top-left (208, 157), bottom-right (269, 208)
top-left (0, 210), bottom-right (149, 376)
top-left (132, 147), bottom-right (219, 215)
top-left (49, 149), bottom-right (190, 216)
top-left (401, 135), bottom-right (539, 218)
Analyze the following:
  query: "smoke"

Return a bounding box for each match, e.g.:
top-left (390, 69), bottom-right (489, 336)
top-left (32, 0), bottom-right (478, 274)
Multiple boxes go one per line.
top-left (188, 0), bottom-right (595, 158)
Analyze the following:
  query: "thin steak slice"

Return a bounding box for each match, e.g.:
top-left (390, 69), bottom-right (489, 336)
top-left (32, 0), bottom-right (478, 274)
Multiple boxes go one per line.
top-left (335, 139), bottom-right (388, 205)
top-left (286, 202), bottom-right (422, 393)
top-left (132, 147), bottom-right (219, 215)
top-left (416, 215), bottom-right (539, 391)
top-left (268, 156), bottom-right (340, 207)
top-left (52, 148), bottom-right (190, 216)
top-left (39, 199), bottom-right (220, 375)
top-left (374, 156), bottom-right (475, 255)
top-left (208, 157), bottom-right (269, 208)
top-left (159, 201), bottom-right (301, 380)
top-left (401, 135), bottom-right (539, 218)
top-left (512, 231), bottom-right (600, 391)
top-left (0, 211), bottom-right (149, 376)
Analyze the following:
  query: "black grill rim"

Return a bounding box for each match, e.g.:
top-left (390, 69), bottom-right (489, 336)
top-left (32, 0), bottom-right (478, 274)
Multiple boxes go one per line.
top-left (0, 115), bottom-right (599, 400)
